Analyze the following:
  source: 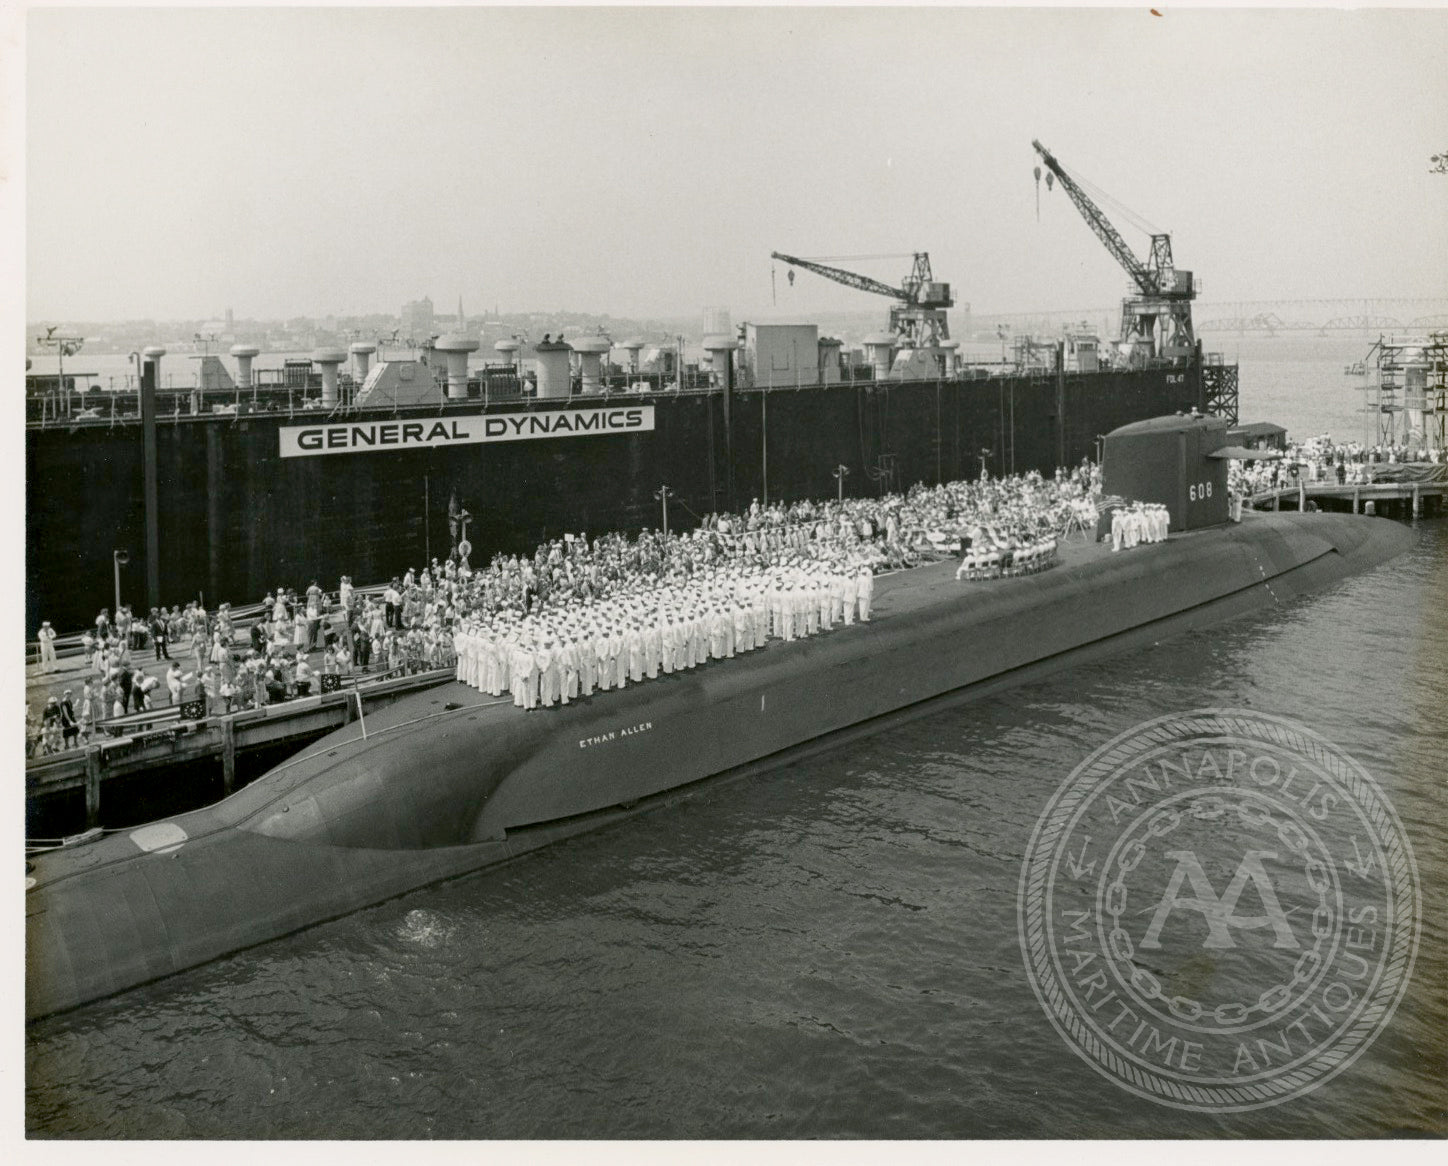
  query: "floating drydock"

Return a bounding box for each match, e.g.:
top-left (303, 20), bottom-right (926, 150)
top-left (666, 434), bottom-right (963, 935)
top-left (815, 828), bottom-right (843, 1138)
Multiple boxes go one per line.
top-left (25, 351), bottom-right (1234, 631)
top-left (25, 507), bottom-right (1410, 1020)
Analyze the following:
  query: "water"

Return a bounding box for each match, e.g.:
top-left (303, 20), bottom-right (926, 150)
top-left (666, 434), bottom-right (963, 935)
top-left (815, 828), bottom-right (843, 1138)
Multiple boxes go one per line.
top-left (1205, 331), bottom-right (1387, 445)
top-left (25, 336), bottom-right (1447, 1137)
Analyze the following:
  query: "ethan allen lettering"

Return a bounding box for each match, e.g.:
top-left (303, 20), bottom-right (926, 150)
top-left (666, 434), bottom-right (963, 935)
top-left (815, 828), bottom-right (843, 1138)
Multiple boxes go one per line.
top-left (578, 721), bottom-right (655, 749)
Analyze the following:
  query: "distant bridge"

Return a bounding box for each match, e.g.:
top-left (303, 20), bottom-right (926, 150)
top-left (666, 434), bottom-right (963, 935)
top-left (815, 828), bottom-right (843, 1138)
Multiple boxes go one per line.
top-left (1194, 313), bottom-right (1315, 335)
top-left (1197, 310), bottom-right (1448, 335)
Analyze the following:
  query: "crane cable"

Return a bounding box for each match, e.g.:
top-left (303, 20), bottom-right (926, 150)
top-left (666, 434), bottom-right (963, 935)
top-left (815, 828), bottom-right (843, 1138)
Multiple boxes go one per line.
top-left (1049, 158), bottom-right (1164, 240)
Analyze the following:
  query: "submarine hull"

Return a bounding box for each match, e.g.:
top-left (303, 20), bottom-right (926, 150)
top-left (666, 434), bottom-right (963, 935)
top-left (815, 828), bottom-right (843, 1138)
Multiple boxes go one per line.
top-left (26, 511), bottom-right (1412, 1020)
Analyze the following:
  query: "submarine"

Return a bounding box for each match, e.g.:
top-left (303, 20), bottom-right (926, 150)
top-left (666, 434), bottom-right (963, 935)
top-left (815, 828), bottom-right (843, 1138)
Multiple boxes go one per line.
top-left (25, 416), bottom-right (1414, 1020)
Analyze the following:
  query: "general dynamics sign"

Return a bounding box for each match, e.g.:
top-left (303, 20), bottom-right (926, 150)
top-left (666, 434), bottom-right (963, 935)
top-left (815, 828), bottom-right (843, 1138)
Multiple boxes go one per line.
top-left (279, 405), bottom-right (654, 458)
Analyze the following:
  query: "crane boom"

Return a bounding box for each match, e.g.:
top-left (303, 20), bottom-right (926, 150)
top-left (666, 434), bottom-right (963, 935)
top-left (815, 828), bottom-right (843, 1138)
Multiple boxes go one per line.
top-left (1031, 141), bottom-right (1157, 296)
top-left (770, 250), bottom-right (953, 347)
top-left (1031, 140), bottom-right (1195, 365)
top-left (770, 252), bottom-right (907, 302)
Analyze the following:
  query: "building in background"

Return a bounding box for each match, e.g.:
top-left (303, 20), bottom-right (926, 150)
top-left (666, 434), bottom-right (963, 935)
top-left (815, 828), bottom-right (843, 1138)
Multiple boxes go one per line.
top-left (402, 296), bottom-right (435, 339)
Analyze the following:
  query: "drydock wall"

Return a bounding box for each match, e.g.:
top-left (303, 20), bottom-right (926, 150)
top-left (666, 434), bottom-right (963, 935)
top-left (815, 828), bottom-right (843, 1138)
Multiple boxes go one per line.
top-left (27, 365), bottom-right (1204, 629)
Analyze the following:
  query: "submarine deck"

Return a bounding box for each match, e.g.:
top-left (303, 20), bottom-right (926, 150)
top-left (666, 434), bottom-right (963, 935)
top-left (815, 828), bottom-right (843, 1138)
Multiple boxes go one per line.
top-left (26, 509), bottom-right (1414, 1019)
top-left (31, 507), bottom-right (1400, 890)
top-left (266, 522), bottom-right (1124, 739)
top-left (27, 523), bottom-right (1130, 871)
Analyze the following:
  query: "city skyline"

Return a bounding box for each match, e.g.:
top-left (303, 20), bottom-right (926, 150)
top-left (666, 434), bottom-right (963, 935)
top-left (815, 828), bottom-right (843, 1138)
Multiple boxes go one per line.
top-left (22, 289), bottom-right (1448, 346)
top-left (22, 7), bottom-right (1448, 323)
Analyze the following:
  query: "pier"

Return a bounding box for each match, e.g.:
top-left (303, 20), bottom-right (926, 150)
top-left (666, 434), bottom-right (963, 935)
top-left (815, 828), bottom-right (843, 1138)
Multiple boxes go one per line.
top-left (1248, 480), bottom-right (1446, 519)
top-left (26, 668), bottom-right (454, 837)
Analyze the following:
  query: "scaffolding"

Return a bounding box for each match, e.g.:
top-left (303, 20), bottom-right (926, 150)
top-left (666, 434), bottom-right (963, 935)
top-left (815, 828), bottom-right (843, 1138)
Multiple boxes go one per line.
top-left (1202, 355), bottom-right (1239, 426)
top-left (1360, 333), bottom-right (1448, 451)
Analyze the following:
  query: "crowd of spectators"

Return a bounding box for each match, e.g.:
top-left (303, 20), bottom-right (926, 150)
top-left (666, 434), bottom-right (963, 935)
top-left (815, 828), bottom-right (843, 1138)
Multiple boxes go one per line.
top-left (25, 587), bottom-right (449, 757)
top-left (1229, 435), bottom-right (1443, 497)
top-left (435, 462), bottom-right (1097, 712)
top-left (28, 461), bottom-right (1101, 749)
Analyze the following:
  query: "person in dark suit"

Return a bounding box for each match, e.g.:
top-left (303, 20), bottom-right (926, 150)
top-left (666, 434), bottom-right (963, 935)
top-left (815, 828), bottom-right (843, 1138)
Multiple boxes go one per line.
top-left (59, 691), bottom-right (80, 749)
top-left (150, 609), bottom-right (171, 660)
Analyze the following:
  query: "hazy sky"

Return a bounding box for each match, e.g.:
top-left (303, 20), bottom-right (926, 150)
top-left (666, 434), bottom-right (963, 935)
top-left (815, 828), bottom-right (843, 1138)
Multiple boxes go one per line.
top-left (22, 5), bottom-right (1448, 322)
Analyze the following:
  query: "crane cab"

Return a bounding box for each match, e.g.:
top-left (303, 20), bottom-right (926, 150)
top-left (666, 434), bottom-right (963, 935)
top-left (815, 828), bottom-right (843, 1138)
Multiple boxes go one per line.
top-left (919, 281), bottom-right (953, 309)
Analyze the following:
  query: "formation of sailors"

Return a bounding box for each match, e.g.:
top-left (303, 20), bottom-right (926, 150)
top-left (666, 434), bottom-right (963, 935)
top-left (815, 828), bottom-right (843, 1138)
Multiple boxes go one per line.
top-left (1109, 502), bottom-right (1169, 551)
top-left (441, 467), bottom-right (1097, 712)
top-left (452, 559), bottom-right (875, 710)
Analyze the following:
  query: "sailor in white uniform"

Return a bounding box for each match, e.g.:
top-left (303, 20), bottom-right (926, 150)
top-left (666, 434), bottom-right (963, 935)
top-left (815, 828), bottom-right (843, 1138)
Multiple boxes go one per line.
top-left (37, 621), bottom-right (58, 672)
top-left (856, 565), bottom-right (873, 622)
